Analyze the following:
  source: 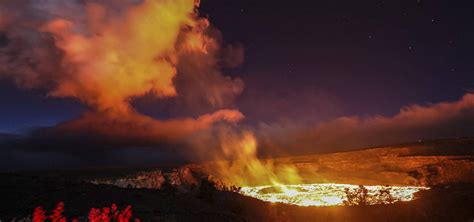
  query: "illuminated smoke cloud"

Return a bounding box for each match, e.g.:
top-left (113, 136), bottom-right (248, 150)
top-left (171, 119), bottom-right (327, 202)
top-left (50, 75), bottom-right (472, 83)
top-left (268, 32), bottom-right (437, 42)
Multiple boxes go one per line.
top-left (0, 0), bottom-right (244, 143)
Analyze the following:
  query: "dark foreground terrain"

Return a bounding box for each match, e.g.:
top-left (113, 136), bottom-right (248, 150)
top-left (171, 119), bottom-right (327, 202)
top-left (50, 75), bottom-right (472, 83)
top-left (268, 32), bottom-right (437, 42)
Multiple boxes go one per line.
top-left (1, 173), bottom-right (474, 222)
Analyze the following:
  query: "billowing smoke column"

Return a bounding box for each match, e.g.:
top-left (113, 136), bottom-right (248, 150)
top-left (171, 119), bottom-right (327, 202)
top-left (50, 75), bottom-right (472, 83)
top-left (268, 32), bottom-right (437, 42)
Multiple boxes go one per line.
top-left (0, 0), bottom-right (244, 143)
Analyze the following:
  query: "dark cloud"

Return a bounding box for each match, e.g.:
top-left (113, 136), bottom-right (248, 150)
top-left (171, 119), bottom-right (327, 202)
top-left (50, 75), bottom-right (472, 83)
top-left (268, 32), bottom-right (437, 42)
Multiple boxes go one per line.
top-left (0, 132), bottom-right (188, 171)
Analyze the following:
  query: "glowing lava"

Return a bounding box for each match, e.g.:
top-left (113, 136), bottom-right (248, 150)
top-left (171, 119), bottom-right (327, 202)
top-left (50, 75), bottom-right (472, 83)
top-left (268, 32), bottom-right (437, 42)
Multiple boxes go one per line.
top-left (209, 130), bottom-right (429, 207)
top-left (239, 183), bottom-right (428, 207)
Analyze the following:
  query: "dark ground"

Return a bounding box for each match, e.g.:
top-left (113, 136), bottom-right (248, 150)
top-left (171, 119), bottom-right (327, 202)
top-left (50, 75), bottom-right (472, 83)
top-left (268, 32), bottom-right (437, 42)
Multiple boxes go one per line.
top-left (1, 172), bottom-right (474, 222)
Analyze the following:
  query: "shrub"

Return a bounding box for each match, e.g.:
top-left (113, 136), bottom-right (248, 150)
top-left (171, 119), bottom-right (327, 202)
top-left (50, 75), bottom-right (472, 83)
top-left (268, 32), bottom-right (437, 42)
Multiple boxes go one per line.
top-left (344, 185), bottom-right (369, 206)
top-left (375, 186), bottom-right (396, 204)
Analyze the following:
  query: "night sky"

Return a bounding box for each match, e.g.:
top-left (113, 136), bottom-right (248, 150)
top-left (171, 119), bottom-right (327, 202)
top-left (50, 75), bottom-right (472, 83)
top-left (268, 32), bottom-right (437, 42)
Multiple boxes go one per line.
top-left (204, 0), bottom-right (474, 120)
top-left (1, 0), bottom-right (474, 170)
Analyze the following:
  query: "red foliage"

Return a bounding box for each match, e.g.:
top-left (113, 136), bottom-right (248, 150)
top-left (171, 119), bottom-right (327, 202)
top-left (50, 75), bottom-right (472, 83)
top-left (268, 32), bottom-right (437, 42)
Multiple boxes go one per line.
top-left (118, 206), bottom-right (132, 222)
top-left (50, 202), bottom-right (66, 222)
top-left (33, 202), bottom-right (139, 222)
top-left (89, 204), bottom-right (134, 222)
top-left (111, 204), bottom-right (119, 219)
top-left (33, 207), bottom-right (47, 222)
top-left (88, 208), bottom-right (101, 222)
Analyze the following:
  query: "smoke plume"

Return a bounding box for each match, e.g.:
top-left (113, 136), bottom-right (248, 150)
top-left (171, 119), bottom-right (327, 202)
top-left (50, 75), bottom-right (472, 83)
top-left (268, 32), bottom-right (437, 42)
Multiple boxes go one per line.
top-left (0, 0), bottom-right (244, 146)
top-left (258, 93), bottom-right (474, 155)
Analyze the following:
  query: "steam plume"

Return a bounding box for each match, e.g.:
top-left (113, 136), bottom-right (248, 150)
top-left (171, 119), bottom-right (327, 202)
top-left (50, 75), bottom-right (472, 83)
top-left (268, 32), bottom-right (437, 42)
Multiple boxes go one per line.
top-left (0, 0), bottom-right (244, 143)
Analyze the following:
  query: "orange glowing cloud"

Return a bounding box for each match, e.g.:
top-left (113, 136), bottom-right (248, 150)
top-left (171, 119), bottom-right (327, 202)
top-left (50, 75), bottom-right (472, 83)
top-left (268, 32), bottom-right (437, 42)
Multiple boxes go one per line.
top-left (40, 0), bottom-right (200, 113)
top-left (0, 0), bottom-right (245, 143)
top-left (55, 109), bottom-right (244, 143)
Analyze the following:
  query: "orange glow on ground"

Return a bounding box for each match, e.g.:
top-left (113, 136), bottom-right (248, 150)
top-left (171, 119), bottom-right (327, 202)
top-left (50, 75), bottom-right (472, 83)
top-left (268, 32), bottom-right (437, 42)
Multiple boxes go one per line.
top-left (239, 183), bottom-right (428, 207)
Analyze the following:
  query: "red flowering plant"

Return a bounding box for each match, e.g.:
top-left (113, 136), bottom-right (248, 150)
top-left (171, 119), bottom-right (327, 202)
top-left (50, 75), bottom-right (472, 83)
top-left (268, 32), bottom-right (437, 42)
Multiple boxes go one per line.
top-left (32, 202), bottom-right (140, 222)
